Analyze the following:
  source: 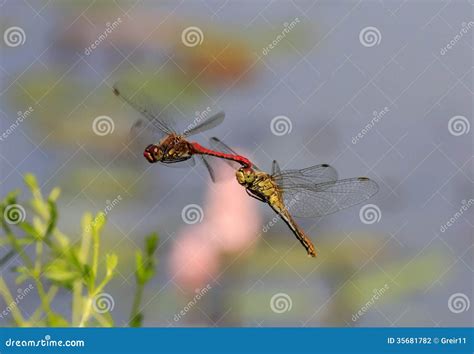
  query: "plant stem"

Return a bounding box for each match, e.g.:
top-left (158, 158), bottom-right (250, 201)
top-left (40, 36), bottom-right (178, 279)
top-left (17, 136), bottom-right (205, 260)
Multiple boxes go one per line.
top-left (78, 295), bottom-right (94, 327)
top-left (129, 281), bottom-right (145, 327)
top-left (0, 277), bottom-right (25, 325)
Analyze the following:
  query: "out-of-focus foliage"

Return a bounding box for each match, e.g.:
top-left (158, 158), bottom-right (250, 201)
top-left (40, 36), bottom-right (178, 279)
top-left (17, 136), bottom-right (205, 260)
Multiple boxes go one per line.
top-left (0, 174), bottom-right (158, 327)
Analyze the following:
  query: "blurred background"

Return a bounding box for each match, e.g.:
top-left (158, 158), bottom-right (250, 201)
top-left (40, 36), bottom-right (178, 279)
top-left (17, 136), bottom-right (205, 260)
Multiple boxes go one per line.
top-left (0, 0), bottom-right (472, 327)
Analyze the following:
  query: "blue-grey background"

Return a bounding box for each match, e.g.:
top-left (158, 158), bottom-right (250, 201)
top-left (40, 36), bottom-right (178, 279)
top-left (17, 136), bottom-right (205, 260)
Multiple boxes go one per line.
top-left (0, 0), bottom-right (472, 327)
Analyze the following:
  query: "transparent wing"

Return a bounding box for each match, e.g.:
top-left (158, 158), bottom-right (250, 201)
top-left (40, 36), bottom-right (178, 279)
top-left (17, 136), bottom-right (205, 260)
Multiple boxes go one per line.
top-left (200, 155), bottom-right (216, 182)
top-left (183, 111), bottom-right (225, 137)
top-left (161, 156), bottom-right (196, 168)
top-left (272, 163), bottom-right (338, 188)
top-left (280, 177), bottom-right (379, 218)
top-left (209, 137), bottom-right (259, 170)
top-left (271, 160), bottom-right (281, 175)
top-left (113, 81), bottom-right (177, 140)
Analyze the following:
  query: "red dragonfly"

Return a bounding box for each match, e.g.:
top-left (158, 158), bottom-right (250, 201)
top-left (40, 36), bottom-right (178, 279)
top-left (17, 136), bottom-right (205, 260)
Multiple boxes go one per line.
top-left (113, 82), bottom-right (252, 181)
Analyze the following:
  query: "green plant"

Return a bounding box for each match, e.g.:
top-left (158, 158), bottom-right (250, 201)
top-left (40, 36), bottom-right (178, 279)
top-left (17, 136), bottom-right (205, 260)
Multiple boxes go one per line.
top-left (0, 173), bottom-right (158, 327)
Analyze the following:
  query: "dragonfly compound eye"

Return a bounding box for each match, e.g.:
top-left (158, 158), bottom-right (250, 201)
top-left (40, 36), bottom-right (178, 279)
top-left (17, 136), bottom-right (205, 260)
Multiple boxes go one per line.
top-left (144, 144), bottom-right (159, 163)
top-left (236, 170), bottom-right (246, 184)
top-left (244, 170), bottom-right (255, 183)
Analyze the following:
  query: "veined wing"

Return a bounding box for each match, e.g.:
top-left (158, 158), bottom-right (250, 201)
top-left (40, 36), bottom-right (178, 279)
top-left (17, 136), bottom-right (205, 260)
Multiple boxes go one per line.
top-left (200, 155), bottom-right (216, 182)
top-left (183, 111), bottom-right (225, 137)
top-left (271, 160), bottom-right (281, 176)
top-left (272, 163), bottom-right (338, 188)
top-left (113, 81), bottom-right (176, 138)
top-left (280, 177), bottom-right (379, 218)
top-left (209, 137), bottom-right (259, 170)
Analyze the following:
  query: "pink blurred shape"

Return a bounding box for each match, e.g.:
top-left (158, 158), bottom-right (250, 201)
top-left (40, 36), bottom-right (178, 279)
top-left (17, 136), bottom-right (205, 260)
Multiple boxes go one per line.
top-left (169, 225), bottom-right (220, 291)
top-left (169, 165), bottom-right (262, 291)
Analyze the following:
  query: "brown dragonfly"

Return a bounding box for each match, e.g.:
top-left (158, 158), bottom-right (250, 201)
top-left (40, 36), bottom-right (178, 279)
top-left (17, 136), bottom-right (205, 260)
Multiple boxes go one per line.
top-left (210, 137), bottom-right (379, 257)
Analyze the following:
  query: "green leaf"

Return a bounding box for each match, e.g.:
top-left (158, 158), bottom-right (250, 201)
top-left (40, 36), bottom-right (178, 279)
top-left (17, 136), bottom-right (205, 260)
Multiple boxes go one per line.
top-left (135, 251), bottom-right (145, 282)
top-left (82, 213), bottom-right (93, 234)
top-left (145, 233), bottom-right (159, 257)
top-left (48, 312), bottom-right (69, 327)
top-left (106, 254), bottom-right (118, 277)
top-left (14, 266), bottom-right (32, 283)
top-left (43, 262), bottom-right (80, 283)
top-left (3, 190), bottom-right (20, 205)
top-left (92, 212), bottom-right (106, 234)
top-left (19, 222), bottom-right (41, 240)
top-left (24, 173), bottom-right (39, 193)
top-left (48, 187), bottom-right (61, 202)
top-left (44, 200), bottom-right (57, 239)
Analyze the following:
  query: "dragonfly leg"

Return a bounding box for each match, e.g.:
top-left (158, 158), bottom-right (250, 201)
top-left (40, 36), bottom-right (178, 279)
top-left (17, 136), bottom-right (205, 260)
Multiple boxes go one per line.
top-left (246, 189), bottom-right (266, 202)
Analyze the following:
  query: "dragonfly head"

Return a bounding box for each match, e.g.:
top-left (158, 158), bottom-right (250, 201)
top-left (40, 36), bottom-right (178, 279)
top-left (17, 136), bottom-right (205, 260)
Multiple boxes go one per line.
top-left (144, 144), bottom-right (163, 163)
top-left (236, 167), bottom-right (255, 185)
